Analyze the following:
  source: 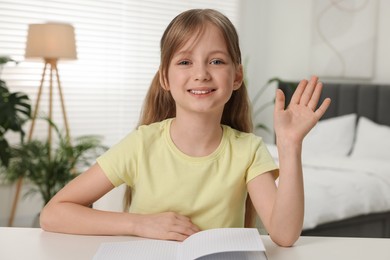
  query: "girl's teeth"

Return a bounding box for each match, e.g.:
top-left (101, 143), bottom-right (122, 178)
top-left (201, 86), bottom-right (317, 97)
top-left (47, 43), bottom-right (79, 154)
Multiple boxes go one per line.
top-left (190, 90), bottom-right (211, 94)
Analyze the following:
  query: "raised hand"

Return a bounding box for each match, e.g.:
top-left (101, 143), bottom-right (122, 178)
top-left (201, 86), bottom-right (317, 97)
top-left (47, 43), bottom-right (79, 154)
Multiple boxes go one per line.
top-left (273, 76), bottom-right (331, 145)
top-left (133, 212), bottom-right (200, 241)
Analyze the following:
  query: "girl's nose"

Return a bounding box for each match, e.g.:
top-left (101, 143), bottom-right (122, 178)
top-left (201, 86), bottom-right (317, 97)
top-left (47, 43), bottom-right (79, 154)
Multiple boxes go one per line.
top-left (194, 64), bottom-right (211, 81)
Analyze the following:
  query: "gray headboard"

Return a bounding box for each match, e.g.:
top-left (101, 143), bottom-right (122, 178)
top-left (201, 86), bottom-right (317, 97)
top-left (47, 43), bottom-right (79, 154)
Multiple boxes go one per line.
top-left (278, 82), bottom-right (390, 127)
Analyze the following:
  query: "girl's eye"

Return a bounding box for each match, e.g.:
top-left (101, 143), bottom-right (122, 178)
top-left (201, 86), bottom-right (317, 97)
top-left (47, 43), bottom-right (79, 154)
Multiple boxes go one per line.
top-left (178, 60), bottom-right (191, 65)
top-left (210, 59), bottom-right (224, 65)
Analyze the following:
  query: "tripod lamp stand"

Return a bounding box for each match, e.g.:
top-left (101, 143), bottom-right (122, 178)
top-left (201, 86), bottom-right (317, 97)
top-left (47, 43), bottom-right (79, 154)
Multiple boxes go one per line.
top-left (8, 23), bottom-right (77, 226)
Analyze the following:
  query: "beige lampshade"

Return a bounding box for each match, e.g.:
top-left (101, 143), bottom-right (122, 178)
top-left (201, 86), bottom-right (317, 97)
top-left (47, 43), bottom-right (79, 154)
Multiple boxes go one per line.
top-left (25, 23), bottom-right (77, 60)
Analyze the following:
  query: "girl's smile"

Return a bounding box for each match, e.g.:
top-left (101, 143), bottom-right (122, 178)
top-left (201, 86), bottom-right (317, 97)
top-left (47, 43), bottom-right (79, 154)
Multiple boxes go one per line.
top-left (188, 88), bottom-right (216, 96)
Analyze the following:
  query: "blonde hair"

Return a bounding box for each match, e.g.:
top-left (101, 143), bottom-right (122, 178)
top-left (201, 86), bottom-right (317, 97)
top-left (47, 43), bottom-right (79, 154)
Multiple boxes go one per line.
top-left (124, 9), bottom-right (256, 227)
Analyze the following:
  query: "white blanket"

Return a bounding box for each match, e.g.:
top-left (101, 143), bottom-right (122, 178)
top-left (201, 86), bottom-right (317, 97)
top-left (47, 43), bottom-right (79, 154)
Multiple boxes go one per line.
top-left (266, 144), bottom-right (390, 230)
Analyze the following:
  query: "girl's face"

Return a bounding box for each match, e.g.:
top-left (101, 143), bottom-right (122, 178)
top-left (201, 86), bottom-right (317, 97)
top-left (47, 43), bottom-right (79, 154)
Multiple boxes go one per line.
top-left (163, 23), bottom-right (242, 117)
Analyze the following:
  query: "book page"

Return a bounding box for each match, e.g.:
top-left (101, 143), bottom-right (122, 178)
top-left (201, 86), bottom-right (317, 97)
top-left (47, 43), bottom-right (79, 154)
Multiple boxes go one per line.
top-left (197, 251), bottom-right (267, 260)
top-left (93, 240), bottom-right (178, 260)
top-left (177, 228), bottom-right (266, 260)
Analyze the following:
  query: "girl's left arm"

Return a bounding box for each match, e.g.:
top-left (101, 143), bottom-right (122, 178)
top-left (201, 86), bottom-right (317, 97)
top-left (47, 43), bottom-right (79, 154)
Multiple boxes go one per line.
top-left (248, 76), bottom-right (331, 247)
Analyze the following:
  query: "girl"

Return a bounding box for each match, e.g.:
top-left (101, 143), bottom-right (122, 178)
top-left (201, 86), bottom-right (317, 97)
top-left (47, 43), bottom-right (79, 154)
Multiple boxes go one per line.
top-left (40, 9), bottom-right (331, 247)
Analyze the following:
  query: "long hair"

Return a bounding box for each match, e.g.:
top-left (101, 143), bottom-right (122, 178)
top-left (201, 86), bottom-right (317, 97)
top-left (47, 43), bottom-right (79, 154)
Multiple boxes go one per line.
top-left (124, 9), bottom-right (256, 228)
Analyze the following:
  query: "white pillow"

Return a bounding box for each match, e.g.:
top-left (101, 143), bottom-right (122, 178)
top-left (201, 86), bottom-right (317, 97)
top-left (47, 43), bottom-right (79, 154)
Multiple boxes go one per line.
top-left (350, 117), bottom-right (390, 160)
top-left (303, 113), bottom-right (357, 158)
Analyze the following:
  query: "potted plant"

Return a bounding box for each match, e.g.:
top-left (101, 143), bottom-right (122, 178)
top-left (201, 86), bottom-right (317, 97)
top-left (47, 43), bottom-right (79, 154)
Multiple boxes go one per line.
top-left (0, 56), bottom-right (30, 168)
top-left (3, 119), bottom-right (107, 206)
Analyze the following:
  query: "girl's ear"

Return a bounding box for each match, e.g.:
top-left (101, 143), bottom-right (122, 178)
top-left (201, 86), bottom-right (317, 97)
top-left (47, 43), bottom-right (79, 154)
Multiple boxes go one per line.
top-left (159, 68), bottom-right (170, 91)
top-left (233, 64), bottom-right (243, 90)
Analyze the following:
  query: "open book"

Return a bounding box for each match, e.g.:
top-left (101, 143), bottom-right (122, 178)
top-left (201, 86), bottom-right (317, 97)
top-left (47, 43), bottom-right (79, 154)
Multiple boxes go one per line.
top-left (93, 228), bottom-right (267, 260)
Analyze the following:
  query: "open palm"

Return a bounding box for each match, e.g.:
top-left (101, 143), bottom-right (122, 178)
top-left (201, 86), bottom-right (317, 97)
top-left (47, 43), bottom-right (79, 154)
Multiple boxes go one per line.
top-left (274, 76), bottom-right (331, 144)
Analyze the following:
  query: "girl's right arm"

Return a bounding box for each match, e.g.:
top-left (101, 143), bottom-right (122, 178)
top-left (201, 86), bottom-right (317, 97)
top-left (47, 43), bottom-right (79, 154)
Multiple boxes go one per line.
top-left (40, 163), bottom-right (199, 241)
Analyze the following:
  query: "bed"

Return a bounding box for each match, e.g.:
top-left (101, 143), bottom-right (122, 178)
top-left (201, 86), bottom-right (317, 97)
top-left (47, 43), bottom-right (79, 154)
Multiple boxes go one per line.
top-left (267, 81), bottom-right (390, 238)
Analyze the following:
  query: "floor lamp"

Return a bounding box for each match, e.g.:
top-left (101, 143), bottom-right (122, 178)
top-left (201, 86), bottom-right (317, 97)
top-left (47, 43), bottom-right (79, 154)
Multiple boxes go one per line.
top-left (8, 23), bottom-right (77, 226)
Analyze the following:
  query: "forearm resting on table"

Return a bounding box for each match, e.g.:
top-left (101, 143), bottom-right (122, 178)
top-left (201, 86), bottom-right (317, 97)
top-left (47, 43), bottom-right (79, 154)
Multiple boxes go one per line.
top-left (40, 203), bottom-right (137, 236)
top-left (41, 201), bottom-right (199, 241)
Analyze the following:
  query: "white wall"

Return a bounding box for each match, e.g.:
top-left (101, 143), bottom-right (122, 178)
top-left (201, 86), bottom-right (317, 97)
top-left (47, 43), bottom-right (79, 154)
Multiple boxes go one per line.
top-left (375, 1), bottom-right (390, 81)
top-left (240, 0), bottom-right (390, 142)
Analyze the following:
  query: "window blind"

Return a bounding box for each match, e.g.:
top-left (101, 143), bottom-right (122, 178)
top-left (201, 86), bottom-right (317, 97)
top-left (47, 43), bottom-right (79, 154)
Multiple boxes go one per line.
top-left (0, 0), bottom-right (240, 147)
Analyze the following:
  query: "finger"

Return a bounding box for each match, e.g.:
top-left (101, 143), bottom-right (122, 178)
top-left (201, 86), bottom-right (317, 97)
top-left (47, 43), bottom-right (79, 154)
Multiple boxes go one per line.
top-left (307, 81), bottom-right (323, 111)
top-left (274, 89), bottom-right (286, 113)
top-left (173, 213), bottom-right (192, 222)
top-left (171, 224), bottom-right (199, 237)
top-left (188, 223), bottom-right (201, 233)
top-left (173, 220), bottom-right (200, 234)
top-left (314, 98), bottom-right (331, 119)
top-left (167, 231), bottom-right (189, 241)
top-left (173, 214), bottom-right (200, 233)
top-left (299, 76), bottom-right (318, 106)
top-left (180, 221), bottom-right (200, 233)
top-left (290, 79), bottom-right (308, 105)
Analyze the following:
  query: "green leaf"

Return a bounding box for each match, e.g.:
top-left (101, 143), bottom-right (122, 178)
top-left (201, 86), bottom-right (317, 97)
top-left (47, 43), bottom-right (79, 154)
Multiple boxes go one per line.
top-left (3, 119), bottom-right (108, 205)
top-left (255, 123), bottom-right (271, 133)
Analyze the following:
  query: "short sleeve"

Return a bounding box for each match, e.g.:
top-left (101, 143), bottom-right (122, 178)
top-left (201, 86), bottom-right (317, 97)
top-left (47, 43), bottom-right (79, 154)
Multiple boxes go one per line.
top-left (96, 131), bottom-right (139, 187)
top-left (246, 137), bottom-right (279, 183)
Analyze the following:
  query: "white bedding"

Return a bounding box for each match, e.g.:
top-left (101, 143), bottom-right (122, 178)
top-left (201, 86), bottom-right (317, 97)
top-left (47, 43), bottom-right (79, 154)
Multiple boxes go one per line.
top-left (266, 144), bottom-right (390, 230)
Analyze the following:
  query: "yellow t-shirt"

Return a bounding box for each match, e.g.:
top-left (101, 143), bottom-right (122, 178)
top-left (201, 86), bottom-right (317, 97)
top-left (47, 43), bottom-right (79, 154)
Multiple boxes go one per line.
top-left (96, 118), bottom-right (278, 230)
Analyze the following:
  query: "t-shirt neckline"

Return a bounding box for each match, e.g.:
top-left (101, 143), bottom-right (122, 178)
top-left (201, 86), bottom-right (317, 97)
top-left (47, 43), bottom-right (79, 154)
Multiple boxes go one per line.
top-left (164, 118), bottom-right (227, 163)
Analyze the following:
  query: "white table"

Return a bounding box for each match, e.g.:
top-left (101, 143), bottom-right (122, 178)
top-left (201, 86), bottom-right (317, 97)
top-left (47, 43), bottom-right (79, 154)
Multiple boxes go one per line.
top-left (1, 227), bottom-right (389, 259)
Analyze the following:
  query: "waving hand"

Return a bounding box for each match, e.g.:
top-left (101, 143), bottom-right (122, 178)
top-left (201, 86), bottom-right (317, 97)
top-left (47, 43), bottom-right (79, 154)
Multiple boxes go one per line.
top-left (274, 76), bottom-right (331, 144)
